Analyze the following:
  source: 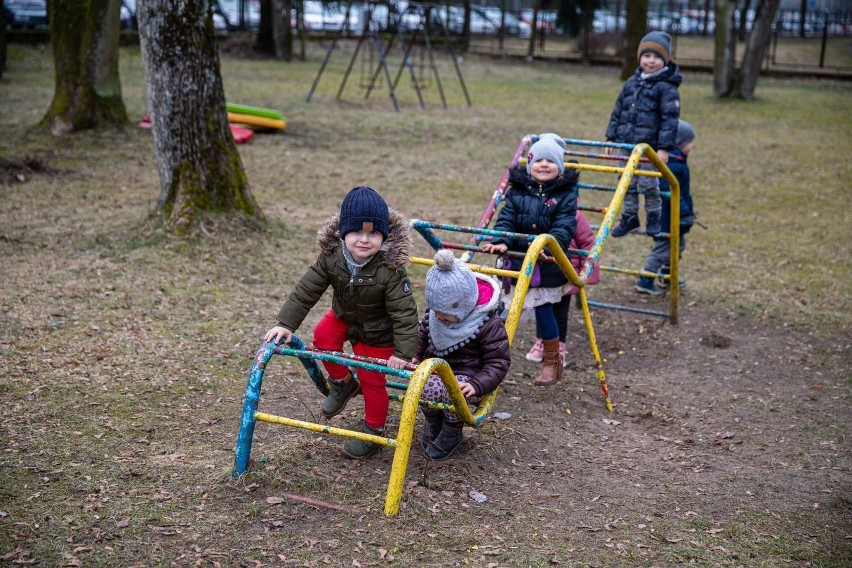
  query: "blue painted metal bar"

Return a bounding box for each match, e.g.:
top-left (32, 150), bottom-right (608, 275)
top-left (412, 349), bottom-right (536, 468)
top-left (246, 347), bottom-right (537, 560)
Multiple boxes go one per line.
top-left (412, 219), bottom-right (536, 242)
top-left (586, 300), bottom-right (669, 318)
top-left (233, 340), bottom-right (277, 477)
top-left (277, 346), bottom-right (413, 381)
top-left (287, 335), bottom-right (330, 395)
top-left (562, 138), bottom-right (634, 151)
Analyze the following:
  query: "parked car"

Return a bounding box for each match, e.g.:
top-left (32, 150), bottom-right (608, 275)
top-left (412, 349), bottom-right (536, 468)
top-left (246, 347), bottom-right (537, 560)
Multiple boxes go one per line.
top-left (299, 0), bottom-right (347, 32)
top-left (475, 6), bottom-right (531, 37)
top-left (518, 9), bottom-right (557, 33)
top-left (215, 0), bottom-right (259, 31)
top-left (4, 0), bottom-right (48, 30)
top-left (592, 10), bottom-right (625, 33)
top-left (443, 5), bottom-right (499, 34)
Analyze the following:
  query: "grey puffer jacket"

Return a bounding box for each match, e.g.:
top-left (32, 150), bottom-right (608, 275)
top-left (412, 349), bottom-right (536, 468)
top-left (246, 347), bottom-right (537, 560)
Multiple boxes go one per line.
top-left (276, 209), bottom-right (419, 360)
top-left (606, 63), bottom-right (682, 151)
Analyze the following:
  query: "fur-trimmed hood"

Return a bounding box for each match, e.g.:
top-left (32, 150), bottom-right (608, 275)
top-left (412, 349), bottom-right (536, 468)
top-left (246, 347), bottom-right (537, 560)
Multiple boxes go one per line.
top-left (316, 208), bottom-right (412, 269)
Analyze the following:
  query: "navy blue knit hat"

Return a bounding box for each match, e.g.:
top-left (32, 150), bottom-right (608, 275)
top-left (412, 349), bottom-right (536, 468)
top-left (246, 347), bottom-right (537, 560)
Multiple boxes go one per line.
top-left (339, 186), bottom-right (389, 239)
top-left (638, 31), bottom-right (672, 64)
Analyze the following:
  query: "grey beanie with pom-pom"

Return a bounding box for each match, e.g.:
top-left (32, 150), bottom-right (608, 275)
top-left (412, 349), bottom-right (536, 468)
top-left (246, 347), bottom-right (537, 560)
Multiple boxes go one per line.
top-left (425, 249), bottom-right (478, 320)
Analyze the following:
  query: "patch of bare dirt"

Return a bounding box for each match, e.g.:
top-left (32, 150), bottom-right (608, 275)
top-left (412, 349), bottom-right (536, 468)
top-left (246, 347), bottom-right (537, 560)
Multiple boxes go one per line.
top-left (0, 154), bottom-right (58, 185)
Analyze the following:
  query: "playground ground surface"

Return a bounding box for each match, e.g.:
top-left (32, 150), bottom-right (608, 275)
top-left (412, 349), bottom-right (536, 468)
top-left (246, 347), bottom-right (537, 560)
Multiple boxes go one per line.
top-left (0, 43), bottom-right (850, 566)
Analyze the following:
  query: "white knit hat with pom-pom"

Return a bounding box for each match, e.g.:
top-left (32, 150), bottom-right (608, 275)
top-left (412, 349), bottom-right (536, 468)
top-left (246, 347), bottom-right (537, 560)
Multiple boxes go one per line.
top-left (424, 249), bottom-right (478, 320)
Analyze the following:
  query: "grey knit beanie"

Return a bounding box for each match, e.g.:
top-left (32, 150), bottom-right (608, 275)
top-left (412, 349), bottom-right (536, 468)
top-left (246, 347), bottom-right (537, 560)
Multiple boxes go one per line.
top-left (425, 249), bottom-right (478, 320)
top-left (638, 31), bottom-right (672, 64)
top-left (538, 132), bottom-right (566, 149)
top-left (526, 138), bottom-right (565, 176)
top-left (338, 186), bottom-right (389, 239)
top-left (675, 120), bottom-right (696, 148)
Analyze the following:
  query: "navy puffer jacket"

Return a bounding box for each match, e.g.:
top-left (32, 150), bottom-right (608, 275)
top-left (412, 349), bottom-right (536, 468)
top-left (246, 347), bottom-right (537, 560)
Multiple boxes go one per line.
top-left (606, 63), bottom-right (682, 150)
top-left (490, 167), bottom-right (579, 288)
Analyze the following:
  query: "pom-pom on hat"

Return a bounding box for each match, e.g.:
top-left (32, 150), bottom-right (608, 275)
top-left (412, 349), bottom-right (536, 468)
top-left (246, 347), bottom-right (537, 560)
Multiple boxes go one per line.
top-left (675, 120), bottom-right (696, 148)
top-left (537, 132), bottom-right (566, 149)
top-left (638, 31), bottom-right (672, 64)
top-left (526, 138), bottom-right (565, 176)
top-left (425, 249), bottom-right (478, 320)
top-left (338, 186), bottom-right (389, 239)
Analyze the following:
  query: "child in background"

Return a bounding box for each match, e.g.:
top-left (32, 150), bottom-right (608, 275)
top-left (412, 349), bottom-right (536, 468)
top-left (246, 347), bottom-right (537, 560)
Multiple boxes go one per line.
top-left (264, 186), bottom-right (419, 459)
top-left (482, 135), bottom-right (578, 386)
top-left (606, 31), bottom-right (682, 237)
top-left (525, 210), bottom-right (601, 365)
top-left (412, 249), bottom-right (510, 460)
top-left (635, 120), bottom-right (696, 295)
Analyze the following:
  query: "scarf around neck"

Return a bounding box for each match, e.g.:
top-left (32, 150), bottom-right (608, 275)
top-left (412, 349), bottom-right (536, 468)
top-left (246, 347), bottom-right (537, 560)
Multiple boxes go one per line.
top-left (427, 275), bottom-right (500, 356)
top-left (340, 239), bottom-right (372, 276)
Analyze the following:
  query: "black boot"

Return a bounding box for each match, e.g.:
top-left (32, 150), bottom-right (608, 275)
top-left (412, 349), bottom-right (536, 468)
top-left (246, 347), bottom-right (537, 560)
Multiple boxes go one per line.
top-left (428, 420), bottom-right (464, 461)
top-left (421, 408), bottom-right (444, 456)
top-left (321, 372), bottom-right (360, 418)
top-left (612, 213), bottom-right (639, 237)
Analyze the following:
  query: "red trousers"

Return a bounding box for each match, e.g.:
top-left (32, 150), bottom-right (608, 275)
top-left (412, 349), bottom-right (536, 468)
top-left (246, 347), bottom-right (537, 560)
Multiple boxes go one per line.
top-left (312, 310), bottom-right (395, 430)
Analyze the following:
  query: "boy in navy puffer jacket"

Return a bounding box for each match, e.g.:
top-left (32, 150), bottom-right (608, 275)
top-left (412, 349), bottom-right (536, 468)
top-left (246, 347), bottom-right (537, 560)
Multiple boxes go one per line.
top-left (606, 31), bottom-right (682, 237)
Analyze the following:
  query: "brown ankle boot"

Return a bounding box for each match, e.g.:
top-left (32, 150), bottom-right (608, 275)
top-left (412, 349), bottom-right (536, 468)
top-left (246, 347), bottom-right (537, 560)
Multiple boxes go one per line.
top-left (534, 338), bottom-right (563, 386)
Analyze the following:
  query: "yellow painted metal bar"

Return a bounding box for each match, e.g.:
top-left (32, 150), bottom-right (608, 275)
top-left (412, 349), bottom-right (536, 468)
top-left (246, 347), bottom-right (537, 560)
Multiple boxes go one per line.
top-left (518, 158), bottom-right (662, 177)
top-left (581, 145), bottom-right (643, 284)
top-left (255, 412), bottom-right (396, 446)
top-left (385, 357), bottom-right (477, 515)
top-left (577, 287), bottom-right (613, 411)
top-left (637, 145), bottom-right (681, 324)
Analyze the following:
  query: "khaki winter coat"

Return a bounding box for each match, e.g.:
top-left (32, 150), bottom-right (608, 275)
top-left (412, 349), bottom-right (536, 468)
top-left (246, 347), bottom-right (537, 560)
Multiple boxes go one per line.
top-left (276, 209), bottom-right (419, 360)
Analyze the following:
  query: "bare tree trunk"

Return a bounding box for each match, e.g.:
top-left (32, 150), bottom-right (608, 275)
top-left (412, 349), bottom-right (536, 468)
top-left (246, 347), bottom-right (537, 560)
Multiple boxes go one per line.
top-left (713, 0), bottom-right (737, 97)
top-left (799, 0), bottom-right (807, 38)
top-left (461, 0), bottom-right (471, 53)
top-left (702, 0), bottom-right (712, 35)
top-left (737, 0), bottom-right (752, 41)
top-left (138, 0), bottom-right (263, 234)
top-left (733, 0), bottom-right (780, 99)
top-left (621, 0), bottom-right (647, 81)
top-left (1, 1), bottom-right (6, 79)
top-left (257, 0), bottom-right (292, 60)
top-left (42, 0), bottom-right (128, 135)
top-left (526, 0), bottom-right (540, 60)
top-left (257, 0), bottom-right (274, 54)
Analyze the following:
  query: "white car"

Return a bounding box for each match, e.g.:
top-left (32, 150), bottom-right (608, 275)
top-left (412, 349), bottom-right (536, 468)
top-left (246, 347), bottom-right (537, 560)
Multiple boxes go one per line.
top-left (300, 0), bottom-right (347, 32)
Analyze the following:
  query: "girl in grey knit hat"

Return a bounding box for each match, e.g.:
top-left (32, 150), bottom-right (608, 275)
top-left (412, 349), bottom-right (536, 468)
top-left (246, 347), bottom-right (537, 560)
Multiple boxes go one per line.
top-left (412, 249), bottom-right (511, 460)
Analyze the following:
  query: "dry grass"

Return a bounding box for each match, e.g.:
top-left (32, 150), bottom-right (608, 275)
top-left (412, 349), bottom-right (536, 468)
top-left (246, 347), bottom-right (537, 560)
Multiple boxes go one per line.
top-left (0, 39), bottom-right (850, 566)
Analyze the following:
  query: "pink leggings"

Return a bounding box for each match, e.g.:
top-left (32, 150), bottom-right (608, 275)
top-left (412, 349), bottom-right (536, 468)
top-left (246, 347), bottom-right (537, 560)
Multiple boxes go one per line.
top-left (312, 310), bottom-right (395, 430)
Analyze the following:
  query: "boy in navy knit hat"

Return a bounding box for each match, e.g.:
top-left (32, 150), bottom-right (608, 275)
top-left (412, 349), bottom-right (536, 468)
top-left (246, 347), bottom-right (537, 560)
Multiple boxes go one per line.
top-left (606, 30), bottom-right (682, 237)
top-left (265, 186), bottom-right (419, 459)
top-left (412, 249), bottom-right (510, 460)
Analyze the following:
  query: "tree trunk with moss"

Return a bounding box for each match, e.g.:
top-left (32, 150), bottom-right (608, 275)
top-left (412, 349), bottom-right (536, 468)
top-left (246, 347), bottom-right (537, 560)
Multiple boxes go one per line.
top-left (621, 0), bottom-right (648, 81)
top-left (138, 0), bottom-right (263, 234)
top-left (42, 0), bottom-right (128, 135)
